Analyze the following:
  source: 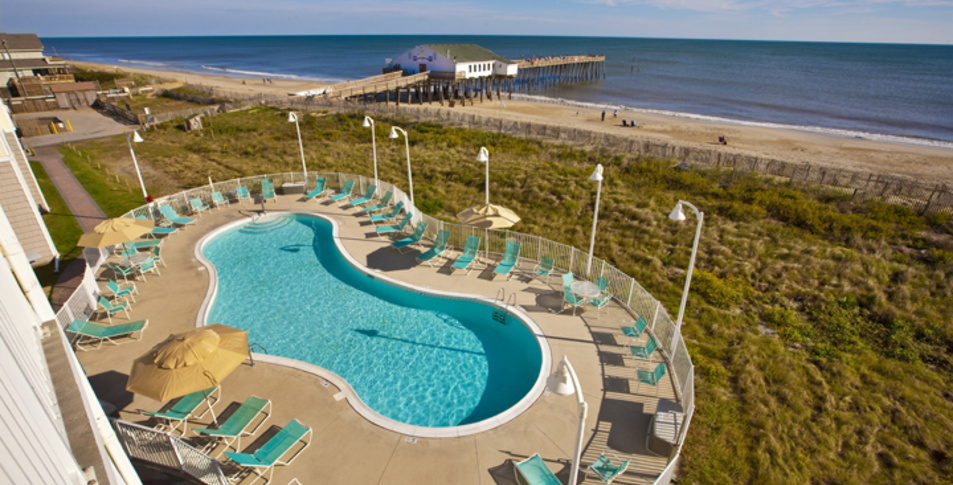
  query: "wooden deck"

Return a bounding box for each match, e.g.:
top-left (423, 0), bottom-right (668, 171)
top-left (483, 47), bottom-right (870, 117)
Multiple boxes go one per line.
top-left (516, 55), bottom-right (606, 69)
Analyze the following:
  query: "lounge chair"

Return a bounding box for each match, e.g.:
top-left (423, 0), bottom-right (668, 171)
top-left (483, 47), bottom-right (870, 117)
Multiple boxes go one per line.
top-left (533, 256), bottom-right (555, 279)
top-left (514, 453), bottom-right (561, 485)
top-left (348, 184), bottom-right (376, 206)
top-left (304, 177), bottom-right (327, 199)
top-left (158, 204), bottom-right (195, 226)
top-left (562, 287), bottom-right (586, 316)
top-left (369, 201), bottom-right (404, 222)
top-left (136, 215), bottom-right (176, 235)
top-left (190, 197), bottom-right (210, 213)
top-left (108, 262), bottom-right (137, 283)
top-left (629, 336), bottom-right (658, 360)
top-left (106, 279), bottom-right (136, 302)
top-left (588, 454), bottom-right (631, 484)
top-left (636, 362), bottom-right (667, 395)
top-left (451, 235), bottom-right (481, 274)
top-left (622, 316), bottom-right (648, 339)
top-left (417, 230), bottom-right (450, 266)
top-left (194, 396), bottom-right (271, 457)
top-left (361, 191), bottom-right (393, 213)
top-left (329, 179), bottom-right (355, 202)
top-left (392, 221), bottom-right (427, 252)
top-left (376, 212), bottom-right (412, 235)
top-left (142, 387), bottom-right (220, 435)
top-left (66, 319), bottom-right (148, 351)
top-left (493, 240), bottom-right (521, 280)
top-left (236, 185), bottom-right (251, 202)
top-left (211, 191), bottom-right (230, 207)
top-left (261, 179), bottom-right (276, 202)
top-left (225, 419), bottom-right (312, 485)
top-left (97, 296), bottom-right (130, 323)
top-left (124, 239), bottom-right (161, 251)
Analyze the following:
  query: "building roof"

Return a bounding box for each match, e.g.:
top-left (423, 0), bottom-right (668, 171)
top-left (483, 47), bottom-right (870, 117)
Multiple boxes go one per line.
top-left (423, 44), bottom-right (511, 64)
top-left (49, 82), bottom-right (97, 93)
top-left (0, 58), bottom-right (66, 71)
top-left (0, 33), bottom-right (44, 51)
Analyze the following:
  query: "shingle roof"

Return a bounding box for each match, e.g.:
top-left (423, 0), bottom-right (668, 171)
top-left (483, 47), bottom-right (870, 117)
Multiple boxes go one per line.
top-left (423, 44), bottom-right (511, 64)
top-left (0, 33), bottom-right (44, 51)
top-left (0, 58), bottom-right (65, 71)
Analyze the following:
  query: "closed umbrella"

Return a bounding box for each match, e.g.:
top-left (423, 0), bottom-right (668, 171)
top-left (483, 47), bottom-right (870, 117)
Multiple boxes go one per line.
top-left (456, 203), bottom-right (521, 229)
top-left (127, 324), bottom-right (249, 402)
top-left (77, 217), bottom-right (155, 248)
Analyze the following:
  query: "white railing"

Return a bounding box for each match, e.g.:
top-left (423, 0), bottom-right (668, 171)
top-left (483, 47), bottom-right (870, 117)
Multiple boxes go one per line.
top-left (112, 419), bottom-right (228, 485)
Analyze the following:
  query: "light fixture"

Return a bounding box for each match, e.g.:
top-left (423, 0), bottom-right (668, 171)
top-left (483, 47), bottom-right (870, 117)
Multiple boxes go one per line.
top-left (669, 202), bottom-right (686, 221)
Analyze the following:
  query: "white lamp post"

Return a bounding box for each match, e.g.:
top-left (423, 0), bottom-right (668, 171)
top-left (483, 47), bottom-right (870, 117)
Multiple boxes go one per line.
top-left (362, 116), bottom-right (379, 185)
top-left (585, 163), bottom-right (604, 276)
top-left (669, 200), bottom-right (704, 334)
top-left (476, 146), bottom-right (490, 205)
top-left (548, 356), bottom-right (587, 485)
top-left (388, 126), bottom-right (414, 204)
top-left (127, 131), bottom-right (149, 202)
top-left (287, 112), bottom-right (308, 183)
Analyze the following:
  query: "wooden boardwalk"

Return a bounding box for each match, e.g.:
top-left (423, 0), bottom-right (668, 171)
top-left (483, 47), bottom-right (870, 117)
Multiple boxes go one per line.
top-left (516, 55), bottom-right (606, 68)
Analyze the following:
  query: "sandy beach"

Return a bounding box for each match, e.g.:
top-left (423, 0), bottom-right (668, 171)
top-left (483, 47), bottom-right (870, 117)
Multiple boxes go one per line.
top-left (71, 60), bottom-right (953, 184)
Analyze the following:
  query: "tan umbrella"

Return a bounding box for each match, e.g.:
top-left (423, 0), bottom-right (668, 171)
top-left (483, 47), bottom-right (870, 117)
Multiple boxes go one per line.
top-left (127, 324), bottom-right (249, 402)
top-left (456, 203), bottom-right (521, 229)
top-left (77, 217), bottom-right (155, 248)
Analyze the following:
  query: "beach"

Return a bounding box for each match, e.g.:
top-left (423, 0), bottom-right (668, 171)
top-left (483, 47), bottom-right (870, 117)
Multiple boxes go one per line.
top-left (70, 60), bottom-right (953, 185)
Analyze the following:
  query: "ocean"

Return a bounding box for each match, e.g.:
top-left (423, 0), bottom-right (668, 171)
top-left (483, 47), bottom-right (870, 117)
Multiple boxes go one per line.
top-left (42, 35), bottom-right (953, 147)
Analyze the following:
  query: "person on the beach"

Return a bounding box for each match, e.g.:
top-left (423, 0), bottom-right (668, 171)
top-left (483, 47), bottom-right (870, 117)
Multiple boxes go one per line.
top-left (601, 110), bottom-right (606, 121)
top-left (613, 109), bottom-right (618, 118)
top-left (622, 119), bottom-right (628, 127)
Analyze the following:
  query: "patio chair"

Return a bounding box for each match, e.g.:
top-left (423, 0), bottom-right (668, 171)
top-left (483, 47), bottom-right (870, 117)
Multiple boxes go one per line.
top-left (194, 396), bottom-right (272, 457)
top-left (622, 316), bottom-right (649, 339)
top-left (369, 201), bottom-right (404, 223)
top-left (417, 230), bottom-right (450, 266)
top-left (514, 453), bottom-right (561, 485)
top-left (97, 296), bottom-right (130, 323)
top-left (66, 319), bottom-right (148, 351)
top-left (597, 276), bottom-right (609, 293)
top-left (450, 235), bottom-right (481, 274)
top-left (108, 262), bottom-right (137, 283)
top-left (376, 212), bottom-right (412, 235)
top-left (562, 287), bottom-right (586, 316)
top-left (533, 256), bottom-right (555, 279)
top-left (158, 204), bottom-right (195, 226)
top-left (636, 362), bottom-right (667, 395)
top-left (361, 191), bottom-right (393, 214)
top-left (588, 292), bottom-right (613, 316)
top-left (348, 184), bottom-right (377, 206)
top-left (224, 419), bottom-right (312, 485)
top-left (629, 336), bottom-right (658, 360)
top-left (142, 387), bottom-right (220, 435)
top-left (190, 197), bottom-right (210, 214)
top-left (493, 240), bottom-right (521, 280)
top-left (236, 185), bottom-right (252, 202)
top-left (212, 191), bottom-right (230, 207)
top-left (261, 179), bottom-right (276, 202)
top-left (106, 279), bottom-right (136, 302)
top-left (329, 179), bottom-right (355, 202)
top-left (561, 272), bottom-right (574, 288)
top-left (151, 245), bottom-right (165, 266)
top-left (588, 454), bottom-right (631, 484)
top-left (392, 221), bottom-right (428, 252)
top-left (304, 177), bottom-right (327, 199)
top-left (138, 257), bottom-right (160, 281)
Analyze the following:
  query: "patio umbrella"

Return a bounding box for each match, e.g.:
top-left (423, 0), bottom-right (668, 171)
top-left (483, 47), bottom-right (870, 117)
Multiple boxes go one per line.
top-left (126, 324), bottom-right (249, 402)
top-left (456, 203), bottom-right (521, 229)
top-left (77, 217), bottom-right (155, 248)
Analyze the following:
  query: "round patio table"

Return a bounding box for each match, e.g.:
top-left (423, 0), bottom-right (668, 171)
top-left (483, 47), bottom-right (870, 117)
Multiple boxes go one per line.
top-left (570, 280), bottom-right (601, 299)
top-left (120, 252), bottom-right (151, 268)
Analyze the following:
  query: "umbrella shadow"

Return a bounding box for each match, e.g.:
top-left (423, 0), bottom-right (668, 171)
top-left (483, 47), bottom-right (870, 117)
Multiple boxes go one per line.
top-left (365, 247), bottom-right (418, 272)
top-left (88, 370), bottom-right (134, 415)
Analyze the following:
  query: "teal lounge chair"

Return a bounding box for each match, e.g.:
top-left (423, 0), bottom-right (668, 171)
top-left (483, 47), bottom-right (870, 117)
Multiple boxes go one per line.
top-left (135, 215), bottom-right (176, 235)
top-left (142, 387), bottom-right (220, 435)
top-left (304, 177), bottom-right (327, 199)
top-left (622, 316), bottom-right (649, 339)
top-left (236, 185), bottom-right (251, 202)
top-left (417, 230), bottom-right (450, 266)
top-left (451, 235), bottom-right (481, 274)
top-left (629, 336), bottom-right (658, 360)
top-left (124, 239), bottom-right (161, 251)
top-left (194, 396), bottom-right (272, 457)
top-left (329, 179), bottom-right (355, 202)
top-left (376, 212), bottom-right (412, 235)
top-left (225, 419), bottom-right (312, 485)
top-left (392, 221), bottom-right (427, 252)
top-left (158, 204), bottom-right (195, 226)
top-left (636, 362), bottom-right (667, 395)
top-left (98, 296), bottom-right (129, 323)
top-left (361, 191), bottom-right (393, 213)
top-left (108, 262), bottom-right (137, 283)
top-left (588, 454), bottom-right (631, 484)
top-left (493, 240), bottom-right (521, 280)
top-left (261, 179), bottom-right (276, 202)
top-left (107, 279), bottom-right (136, 302)
top-left (369, 201), bottom-right (404, 222)
top-left (562, 286), bottom-right (585, 316)
top-left (514, 453), bottom-right (561, 485)
top-left (211, 191), bottom-right (230, 207)
top-left (66, 319), bottom-right (148, 351)
top-left (190, 197), bottom-right (209, 213)
top-left (348, 184), bottom-right (376, 206)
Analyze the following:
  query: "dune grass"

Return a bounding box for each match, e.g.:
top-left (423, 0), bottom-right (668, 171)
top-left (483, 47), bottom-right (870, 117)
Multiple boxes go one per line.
top-left (62, 107), bottom-right (953, 483)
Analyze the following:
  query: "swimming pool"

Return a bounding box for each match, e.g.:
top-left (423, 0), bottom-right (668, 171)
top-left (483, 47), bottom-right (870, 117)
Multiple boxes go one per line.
top-left (196, 213), bottom-right (546, 435)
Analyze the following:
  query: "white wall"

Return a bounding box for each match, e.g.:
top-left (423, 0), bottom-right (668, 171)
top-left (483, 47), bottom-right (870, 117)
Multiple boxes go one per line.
top-left (391, 46), bottom-right (456, 74)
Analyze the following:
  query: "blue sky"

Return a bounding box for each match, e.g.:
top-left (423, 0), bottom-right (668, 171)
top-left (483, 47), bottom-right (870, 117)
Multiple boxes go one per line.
top-left (3, 0), bottom-right (951, 44)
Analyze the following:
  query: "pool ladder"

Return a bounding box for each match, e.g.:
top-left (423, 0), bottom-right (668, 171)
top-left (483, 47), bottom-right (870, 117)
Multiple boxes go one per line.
top-left (247, 342), bottom-right (269, 367)
top-left (493, 289), bottom-right (518, 325)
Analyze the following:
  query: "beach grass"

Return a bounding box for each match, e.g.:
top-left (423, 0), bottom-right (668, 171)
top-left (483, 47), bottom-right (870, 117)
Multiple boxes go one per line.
top-left (60, 107), bottom-right (953, 483)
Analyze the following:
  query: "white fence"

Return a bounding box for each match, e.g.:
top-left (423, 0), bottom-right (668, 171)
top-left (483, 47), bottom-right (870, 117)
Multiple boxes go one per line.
top-left (112, 420), bottom-right (228, 485)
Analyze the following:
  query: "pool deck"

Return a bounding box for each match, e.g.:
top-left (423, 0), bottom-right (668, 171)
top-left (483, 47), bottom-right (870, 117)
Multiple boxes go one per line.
top-left (77, 195), bottom-right (677, 485)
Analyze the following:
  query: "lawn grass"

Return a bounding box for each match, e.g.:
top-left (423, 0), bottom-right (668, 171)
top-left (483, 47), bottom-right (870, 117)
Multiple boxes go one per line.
top-left (64, 107), bottom-right (953, 483)
top-left (30, 161), bottom-right (83, 292)
top-left (58, 145), bottom-right (148, 217)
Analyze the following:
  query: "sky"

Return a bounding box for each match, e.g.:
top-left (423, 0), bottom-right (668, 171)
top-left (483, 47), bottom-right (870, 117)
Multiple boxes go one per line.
top-left (2, 0), bottom-right (952, 44)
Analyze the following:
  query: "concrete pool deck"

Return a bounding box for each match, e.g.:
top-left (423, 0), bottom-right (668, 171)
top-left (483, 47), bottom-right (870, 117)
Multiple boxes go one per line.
top-left (77, 194), bottom-right (677, 485)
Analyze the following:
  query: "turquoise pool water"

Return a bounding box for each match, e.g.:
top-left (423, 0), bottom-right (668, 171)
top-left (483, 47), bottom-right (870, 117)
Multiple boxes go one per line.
top-left (201, 214), bottom-right (543, 428)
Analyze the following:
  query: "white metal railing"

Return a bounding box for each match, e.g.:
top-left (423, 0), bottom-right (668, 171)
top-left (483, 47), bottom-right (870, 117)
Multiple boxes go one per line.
top-left (112, 419), bottom-right (228, 485)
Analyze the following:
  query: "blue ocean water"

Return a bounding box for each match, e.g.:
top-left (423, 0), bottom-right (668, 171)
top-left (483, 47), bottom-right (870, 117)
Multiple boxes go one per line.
top-left (44, 35), bottom-right (953, 145)
top-left (201, 214), bottom-right (541, 428)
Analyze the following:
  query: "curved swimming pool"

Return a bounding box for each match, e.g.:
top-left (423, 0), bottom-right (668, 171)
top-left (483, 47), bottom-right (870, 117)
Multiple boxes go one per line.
top-left (197, 213), bottom-right (545, 434)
